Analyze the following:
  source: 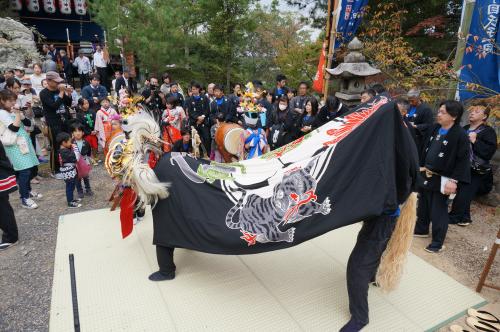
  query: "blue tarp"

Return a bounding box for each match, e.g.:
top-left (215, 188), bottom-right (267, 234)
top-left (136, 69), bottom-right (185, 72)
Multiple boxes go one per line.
top-left (17, 7), bottom-right (103, 42)
top-left (458, 0), bottom-right (500, 100)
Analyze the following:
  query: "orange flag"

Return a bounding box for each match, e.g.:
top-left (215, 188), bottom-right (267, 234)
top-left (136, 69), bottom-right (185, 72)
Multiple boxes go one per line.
top-left (313, 41), bottom-right (327, 93)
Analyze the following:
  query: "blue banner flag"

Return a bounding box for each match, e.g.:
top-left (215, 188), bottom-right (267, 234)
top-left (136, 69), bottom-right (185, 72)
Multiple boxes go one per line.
top-left (459, 0), bottom-right (500, 100)
top-left (334, 0), bottom-right (370, 50)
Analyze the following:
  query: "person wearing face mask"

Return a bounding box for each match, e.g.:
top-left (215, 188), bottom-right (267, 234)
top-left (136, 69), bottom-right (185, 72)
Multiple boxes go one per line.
top-left (448, 103), bottom-right (497, 226)
top-left (267, 96), bottom-right (289, 150)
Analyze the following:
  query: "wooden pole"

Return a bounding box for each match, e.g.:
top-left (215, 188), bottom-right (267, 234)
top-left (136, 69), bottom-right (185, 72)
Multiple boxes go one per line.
top-left (323, 0), bottom-right (340, 100)
top-left (476, 227), bottom-right (500, 293)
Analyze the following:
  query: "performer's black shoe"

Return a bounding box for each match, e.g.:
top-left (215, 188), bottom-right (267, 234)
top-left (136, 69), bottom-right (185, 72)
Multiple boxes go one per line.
top-left (148, 271), bottom-right (175, 281)
top-left (339, 318), bottom-right (367, 332)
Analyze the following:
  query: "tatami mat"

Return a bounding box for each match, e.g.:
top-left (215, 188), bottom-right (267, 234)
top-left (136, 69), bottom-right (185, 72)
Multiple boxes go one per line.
top-left (50, 208), bottom-right (486, 332)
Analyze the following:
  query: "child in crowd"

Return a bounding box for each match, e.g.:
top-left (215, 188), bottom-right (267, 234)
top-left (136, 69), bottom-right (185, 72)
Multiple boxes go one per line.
top-left (75, 98), bottom-right (99, 165)
top-left (71, 124), bottom-right (93, 199)
top-left (161, 96), bottom-right (184, 152)
top-left (95, 98), bottom-right (118, 155)
top-left (0, 90), bottom-right (41, 209)
top-left (104, 114), bottom-right (123, 157)
top-left (57, 132), bottom-right (81, 208)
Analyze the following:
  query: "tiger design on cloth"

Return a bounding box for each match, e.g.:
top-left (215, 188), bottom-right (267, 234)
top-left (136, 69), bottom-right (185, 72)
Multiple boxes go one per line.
top-left (225, 160), bottom-right (331, 245)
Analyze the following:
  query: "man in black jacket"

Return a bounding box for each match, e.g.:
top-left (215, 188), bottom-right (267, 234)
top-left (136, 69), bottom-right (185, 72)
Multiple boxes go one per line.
top-left (171, 129), bottom-right (193, 154)
top-left (406, 88), bottom-right (434, 153)
top-left (209, 84), bottom-right (236, 124)
top-left (313, 95), bottom-right (349, 128)
top-left (39, 72), bottom-right (72, 174)
top-left (166, 82), bottom-right (184, 108)
top-left (414, 100), bottom-right (470, 253)
top-left (270, 74), bottom-right (289, 103)
top-left (115, 70), bottom-right (136, 93)
top-left (186, 82), bottom-right (210, 156)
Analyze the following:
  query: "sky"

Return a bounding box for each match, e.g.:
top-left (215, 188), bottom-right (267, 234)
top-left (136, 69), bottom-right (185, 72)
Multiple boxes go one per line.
top-left (260, 0), bottom-right (322, 40)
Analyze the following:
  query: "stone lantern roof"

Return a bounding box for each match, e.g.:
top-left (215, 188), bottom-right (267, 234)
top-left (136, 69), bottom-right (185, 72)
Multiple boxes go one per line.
top-left (326, 37), bottom-right (381, 77)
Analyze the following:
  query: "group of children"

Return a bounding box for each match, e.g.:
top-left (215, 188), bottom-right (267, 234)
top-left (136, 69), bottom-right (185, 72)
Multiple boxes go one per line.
top-left (59, 97), bottom-right (122, 208)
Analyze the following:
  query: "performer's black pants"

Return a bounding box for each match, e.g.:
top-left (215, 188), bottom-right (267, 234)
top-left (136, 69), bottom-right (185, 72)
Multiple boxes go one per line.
top-left (48, 124), bottom-right (65, 174)
top-left (96, 67), bottom-right (109, 91)
top-left (156, 246), bottom-right (176, 276)
top-left (194, 124), bottom-right (211, 157)
top-left (346, 215), bottom-right (396, 326)
top-left (449, 170), bottom-right (488, 224)
top-left (0, 195), bottom-right (19, 243)
top-left (415, 189), bottom-right (449, 248)
top-left (79, 73), bottom-right (90, 89)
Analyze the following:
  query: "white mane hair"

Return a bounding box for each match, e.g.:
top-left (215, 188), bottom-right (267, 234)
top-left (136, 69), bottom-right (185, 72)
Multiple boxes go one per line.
top-left (124, 110), bottom-right (170, 208)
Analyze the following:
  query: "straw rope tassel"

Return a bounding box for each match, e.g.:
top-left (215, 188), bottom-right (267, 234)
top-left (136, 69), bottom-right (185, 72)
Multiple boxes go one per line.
top-left (376, 192), bottom-right (418, 292)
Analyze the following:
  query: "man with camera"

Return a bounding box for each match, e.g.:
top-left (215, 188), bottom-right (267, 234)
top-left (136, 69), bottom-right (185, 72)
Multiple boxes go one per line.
top-left (39, 72), bottom-right (72, 175)
top-left (141, 77), bottom-right (165, 114)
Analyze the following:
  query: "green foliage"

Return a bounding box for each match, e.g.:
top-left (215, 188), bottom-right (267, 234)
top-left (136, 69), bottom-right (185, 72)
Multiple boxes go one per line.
top-left (89, 0), bottom-right (319, 90)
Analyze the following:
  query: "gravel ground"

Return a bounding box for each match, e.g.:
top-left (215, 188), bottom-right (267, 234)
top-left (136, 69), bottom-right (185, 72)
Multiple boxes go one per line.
top-left (0, 164), bottom-right (114, 332)
top-left (0, 164), bottom-right (498, 331)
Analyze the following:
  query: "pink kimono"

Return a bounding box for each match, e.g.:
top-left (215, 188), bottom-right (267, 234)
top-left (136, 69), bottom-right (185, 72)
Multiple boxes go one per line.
top-left (95, 107), bottom-right (118, 149)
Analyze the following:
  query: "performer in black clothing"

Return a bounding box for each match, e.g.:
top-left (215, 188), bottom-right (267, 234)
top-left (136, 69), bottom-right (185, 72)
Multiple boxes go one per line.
top-left (171, 129), bottom-right (193, 154)
top-left (406, 88), bottom-right (434, 153)
top-left (289, 82), bottom-right (310, 113)
top-left (341, 99), bottom-right (419, 332)
top-left (267, 96), bottom-right (290, 150)
top-left (209, 84), bottom-right (235, 124)
top-left (39, 72), bottom-right (72, 174)
top-left (414, 100), bottom-right (470, 253)
top-left (282, 105), bottom-right (303, 144)
top-left (270, 74), bottom-right (289, 103)
top-left (186, 82), bottom-right (211, 156)
top-left (396, 97), bottom-right (417, 143)
top-left (449, 104), bottom-right (497, 226)
top-left (313, 95), bottom-right (349, 128)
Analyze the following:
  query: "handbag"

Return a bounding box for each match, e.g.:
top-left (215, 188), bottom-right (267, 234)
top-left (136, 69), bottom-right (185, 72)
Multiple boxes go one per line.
top-left (76, 156), bottom-right (92, 179)
top-left (0, 122), bottom-right (18, 146)
top-left (469, 125), bottom-right (492, 175)
top-left (471, 154), bottom-right (491, 174)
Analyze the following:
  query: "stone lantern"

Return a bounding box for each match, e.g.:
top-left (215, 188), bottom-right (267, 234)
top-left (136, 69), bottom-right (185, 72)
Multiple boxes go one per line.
top-left (326, 37), bottom-right (381, 107)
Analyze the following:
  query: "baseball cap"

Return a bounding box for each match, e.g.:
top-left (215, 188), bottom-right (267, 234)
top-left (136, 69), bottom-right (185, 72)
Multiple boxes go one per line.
top-left (46, 71), bottom-right (64, 83)
top-left (20, 79), bottom-right (32, 85)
